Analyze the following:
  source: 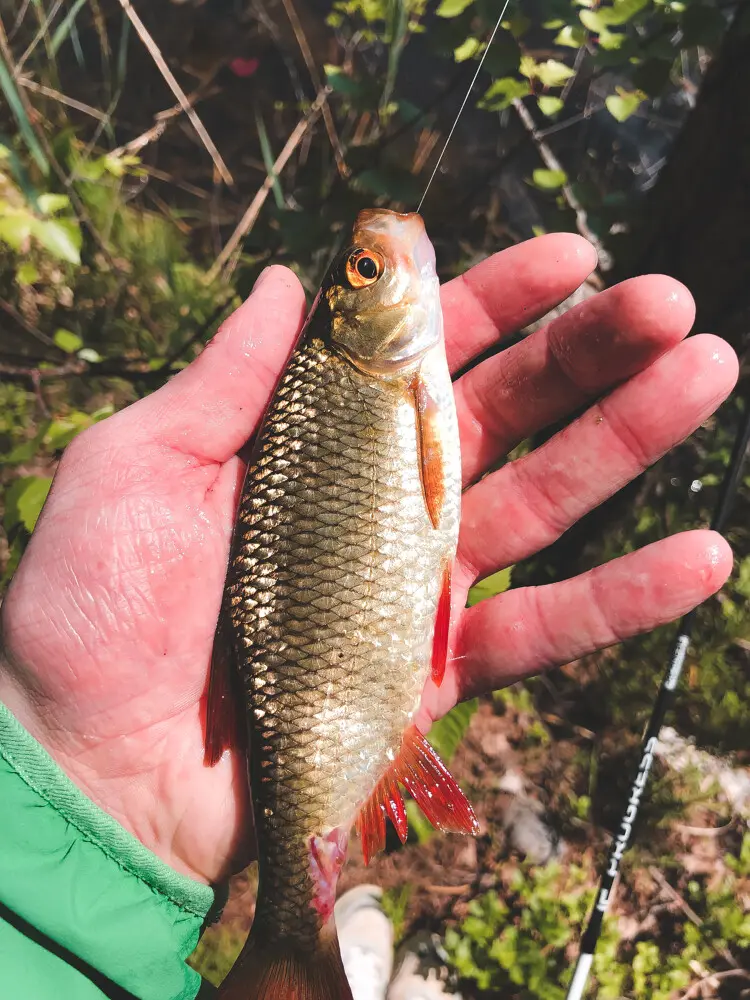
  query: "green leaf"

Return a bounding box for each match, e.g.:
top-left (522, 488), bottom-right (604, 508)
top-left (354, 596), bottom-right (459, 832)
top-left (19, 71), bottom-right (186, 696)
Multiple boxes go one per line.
top-left (579, 0), bottom-right (648, 29)
top-left (468, 567), bottom-right (512, 606)
top-left (538, 96), bottom-right (564, 116)
top-left (534, 59), bottom-right (575, 87)
top-left (29, 217), bottom-right (82, 264)
top-left (454, 36), bottom-right (481, 61)
top-left (532, 167), bottom-right (568, 190)
top-left (44, 411), bottom-right (90, 449)
top-left (0, 211), bottom-right (32, 250)
top-left (37, 193), bottom-right (71, 215)
top-left (53, 328), bottom-right (83, 353)
top-left (428, 700), bottom-right (479, 762)
top-left (479, 77), bottom-right (530, 110)
top-left (555, 24), bottom-right (587, 46)
top-left (77, 347), bottom-right (102, 363)
top-left (579, 9), bottom-right (609, 30)
top-left (4, 476), bottom-right (53, 533)
top-left (597, 26), bottom-right (627, 49)
top-left (16, 261), bottom-right (40, 285)
top-left (436, 0), bottom-right (474, 18)
top-left (605, 88), bottom-right (645, 121)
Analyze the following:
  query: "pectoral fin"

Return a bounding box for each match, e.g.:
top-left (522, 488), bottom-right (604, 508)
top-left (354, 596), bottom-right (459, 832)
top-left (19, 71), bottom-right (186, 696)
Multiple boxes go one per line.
top-left (412, 374), bottom-right (444, 530)
top-left (204, 605), bottom-right (242, 766)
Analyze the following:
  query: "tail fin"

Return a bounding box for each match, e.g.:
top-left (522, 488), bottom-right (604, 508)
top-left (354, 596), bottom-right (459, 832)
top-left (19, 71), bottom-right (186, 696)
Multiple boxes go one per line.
top-left (216, 930), bottom-right (353, 1000)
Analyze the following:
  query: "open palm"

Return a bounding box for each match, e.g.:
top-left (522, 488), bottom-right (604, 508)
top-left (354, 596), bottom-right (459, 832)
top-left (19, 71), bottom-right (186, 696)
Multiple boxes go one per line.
top-left (0, 234), bottom-right (736, 886)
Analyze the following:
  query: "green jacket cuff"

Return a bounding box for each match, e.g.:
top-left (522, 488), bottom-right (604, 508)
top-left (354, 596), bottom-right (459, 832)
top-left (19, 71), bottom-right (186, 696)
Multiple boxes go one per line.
top-left (0, 701), bottom-right (215, 1000)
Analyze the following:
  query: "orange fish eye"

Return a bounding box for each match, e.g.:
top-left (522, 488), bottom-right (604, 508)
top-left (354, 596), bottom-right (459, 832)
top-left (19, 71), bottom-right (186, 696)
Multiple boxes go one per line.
top-left (345, 248), bottom-right (384, 289)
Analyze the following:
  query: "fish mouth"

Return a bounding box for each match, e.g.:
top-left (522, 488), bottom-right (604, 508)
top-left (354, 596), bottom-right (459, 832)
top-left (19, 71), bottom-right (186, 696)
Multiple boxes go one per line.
top-left (353, 210), bottom-right (435, 267)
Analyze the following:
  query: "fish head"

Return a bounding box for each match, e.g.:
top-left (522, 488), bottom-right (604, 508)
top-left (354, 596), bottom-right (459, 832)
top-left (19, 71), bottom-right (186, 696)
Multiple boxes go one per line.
top-left (324, 209), bottom-right (442, 378)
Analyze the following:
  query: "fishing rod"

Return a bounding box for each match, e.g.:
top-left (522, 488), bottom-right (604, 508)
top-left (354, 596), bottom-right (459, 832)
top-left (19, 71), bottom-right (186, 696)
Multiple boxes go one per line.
top-left (566, 385), bottom-right (750, 1000)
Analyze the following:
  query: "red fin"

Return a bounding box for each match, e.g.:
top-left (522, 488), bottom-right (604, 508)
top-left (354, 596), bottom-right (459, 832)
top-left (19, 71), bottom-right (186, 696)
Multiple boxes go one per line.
top-left (355, 783), bottom-right (388, 866)
top-left (398, 725), bottom-right (479, 836)
top-left (383, 773), bottom-right (408, 844)
top-left (432, 563), bottom-right (452, 687)
top-left (356, 726), bottom-right (478, 862)
top-left (216, 930), bottom-right (352, 1000)
top-left (412, 373), bottom-right (444, 530)
top-left (204, 609), bottom-right (240, 766)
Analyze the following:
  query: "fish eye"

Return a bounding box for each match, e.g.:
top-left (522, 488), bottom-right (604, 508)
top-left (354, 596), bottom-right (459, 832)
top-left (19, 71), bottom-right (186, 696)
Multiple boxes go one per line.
top-left (345, 248), bottom-right (384, 289)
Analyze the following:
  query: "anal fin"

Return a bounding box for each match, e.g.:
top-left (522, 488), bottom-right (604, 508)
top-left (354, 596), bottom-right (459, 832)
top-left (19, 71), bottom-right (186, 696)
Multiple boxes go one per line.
top-left (356, 725), bottom-right (478, 864)
top-left (204, 606), bottom-right (242, 766)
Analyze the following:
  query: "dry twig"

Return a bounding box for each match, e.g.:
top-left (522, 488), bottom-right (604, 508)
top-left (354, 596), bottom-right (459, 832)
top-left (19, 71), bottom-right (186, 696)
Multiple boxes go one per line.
top-left (0, 298), bottom-right (60, 352)
top-left (678, 967), bottom-right (750, 1000)
top-left (17, 76), bottom-right (110, 123)
top-left (278, 0), bottom-right (348, 178)
top-left (114, 0), bottom-right (233, 185)
top-left (207, 90), bottom-right (329, 282)
top-left (512, 97), bottom-right (611, 270)
top-left (15, 0), bottom-right (65, 73)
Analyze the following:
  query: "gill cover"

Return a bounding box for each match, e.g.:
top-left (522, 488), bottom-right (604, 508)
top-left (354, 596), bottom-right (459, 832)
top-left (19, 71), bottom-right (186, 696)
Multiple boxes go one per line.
top-left (325, 209), bottom-right (443, 377)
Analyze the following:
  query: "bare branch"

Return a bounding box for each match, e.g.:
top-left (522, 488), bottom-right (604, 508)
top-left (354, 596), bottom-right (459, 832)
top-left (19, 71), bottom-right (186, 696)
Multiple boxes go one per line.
top-left (278, 0), bottom-right (349, 178)
top-left (17, 75), bottom-right (111, 123)
top-left (114, 0), bottom-right (233, 186)
top-left (207, 90), bottom-right (329, 282)
top-left (0, 298), bottom-right (61, 352)
top-left (512, 97), bottom-right (612, 271)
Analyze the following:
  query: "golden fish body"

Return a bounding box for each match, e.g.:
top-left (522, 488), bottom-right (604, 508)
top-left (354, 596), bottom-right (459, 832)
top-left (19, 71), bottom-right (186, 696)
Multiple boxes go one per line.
top-left (211, 210), bottom-right (473, 1000)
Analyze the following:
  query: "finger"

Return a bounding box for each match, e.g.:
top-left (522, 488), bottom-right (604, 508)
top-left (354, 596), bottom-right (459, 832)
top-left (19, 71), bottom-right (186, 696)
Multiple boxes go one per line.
top-left (124, 266), bottom-right (307, 463)
top-left (419, 530), bottom-right (732, 723)
top-left (458, 335), bottom-right (738, 583)
top-left (441, 234), bottom-right (598, 373)
top-left (456, 275), bottom-right (696, 485)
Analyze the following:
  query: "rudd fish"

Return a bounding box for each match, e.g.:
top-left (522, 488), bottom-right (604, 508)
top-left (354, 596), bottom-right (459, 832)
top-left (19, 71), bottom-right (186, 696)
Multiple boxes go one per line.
top-left (206, 208), bottom-right (478, 1000)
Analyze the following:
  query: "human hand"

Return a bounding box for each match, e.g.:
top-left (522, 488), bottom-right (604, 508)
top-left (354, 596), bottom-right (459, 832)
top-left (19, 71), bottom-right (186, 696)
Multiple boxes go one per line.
top-left (0, 235), bottom-right (737, 886)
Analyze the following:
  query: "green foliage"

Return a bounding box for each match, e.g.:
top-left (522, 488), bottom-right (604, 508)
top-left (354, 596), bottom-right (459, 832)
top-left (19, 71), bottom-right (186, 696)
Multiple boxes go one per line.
top-left (188, 926), bottom-right (245, 987)
top-left (380, 884), bottom-right (413, 945)
top-left (428, 699), bottom-right (479, 762)
top-left (467, 567), bottom-right (512, 606)
top-left (4, 476), bottom-right (52, 534)
top-left (443, 840), bottom-right (750, 998)
top-left (605, 87), bottom-right (647, 121)
top-left (444, 864), bottom-right (609, 997)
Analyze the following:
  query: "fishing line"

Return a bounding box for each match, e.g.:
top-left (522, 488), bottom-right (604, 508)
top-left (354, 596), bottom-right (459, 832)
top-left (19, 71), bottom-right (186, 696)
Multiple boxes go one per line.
top-left (566, 387), bottom-right (750, 1000)
top-left (416, 0), bottom-right (513, 213)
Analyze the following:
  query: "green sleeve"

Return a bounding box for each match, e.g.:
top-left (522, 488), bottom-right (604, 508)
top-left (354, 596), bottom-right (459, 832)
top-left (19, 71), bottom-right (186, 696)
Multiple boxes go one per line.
top-left (0, 701), bottom-right (217, 1000)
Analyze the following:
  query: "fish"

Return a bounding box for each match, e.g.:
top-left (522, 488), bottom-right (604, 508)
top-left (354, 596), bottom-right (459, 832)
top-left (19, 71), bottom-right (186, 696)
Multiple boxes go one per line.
top-left (206, 207), bottom-right (478, 1000)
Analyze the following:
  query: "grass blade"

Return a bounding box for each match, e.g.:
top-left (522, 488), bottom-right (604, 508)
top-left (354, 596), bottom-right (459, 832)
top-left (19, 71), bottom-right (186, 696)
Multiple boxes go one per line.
top-left (255, 108), bottom-right (284, 210)
top-left (51, 0), bottom-right (89, 56)
top-left (0, 44), bottom-right (48, 174)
